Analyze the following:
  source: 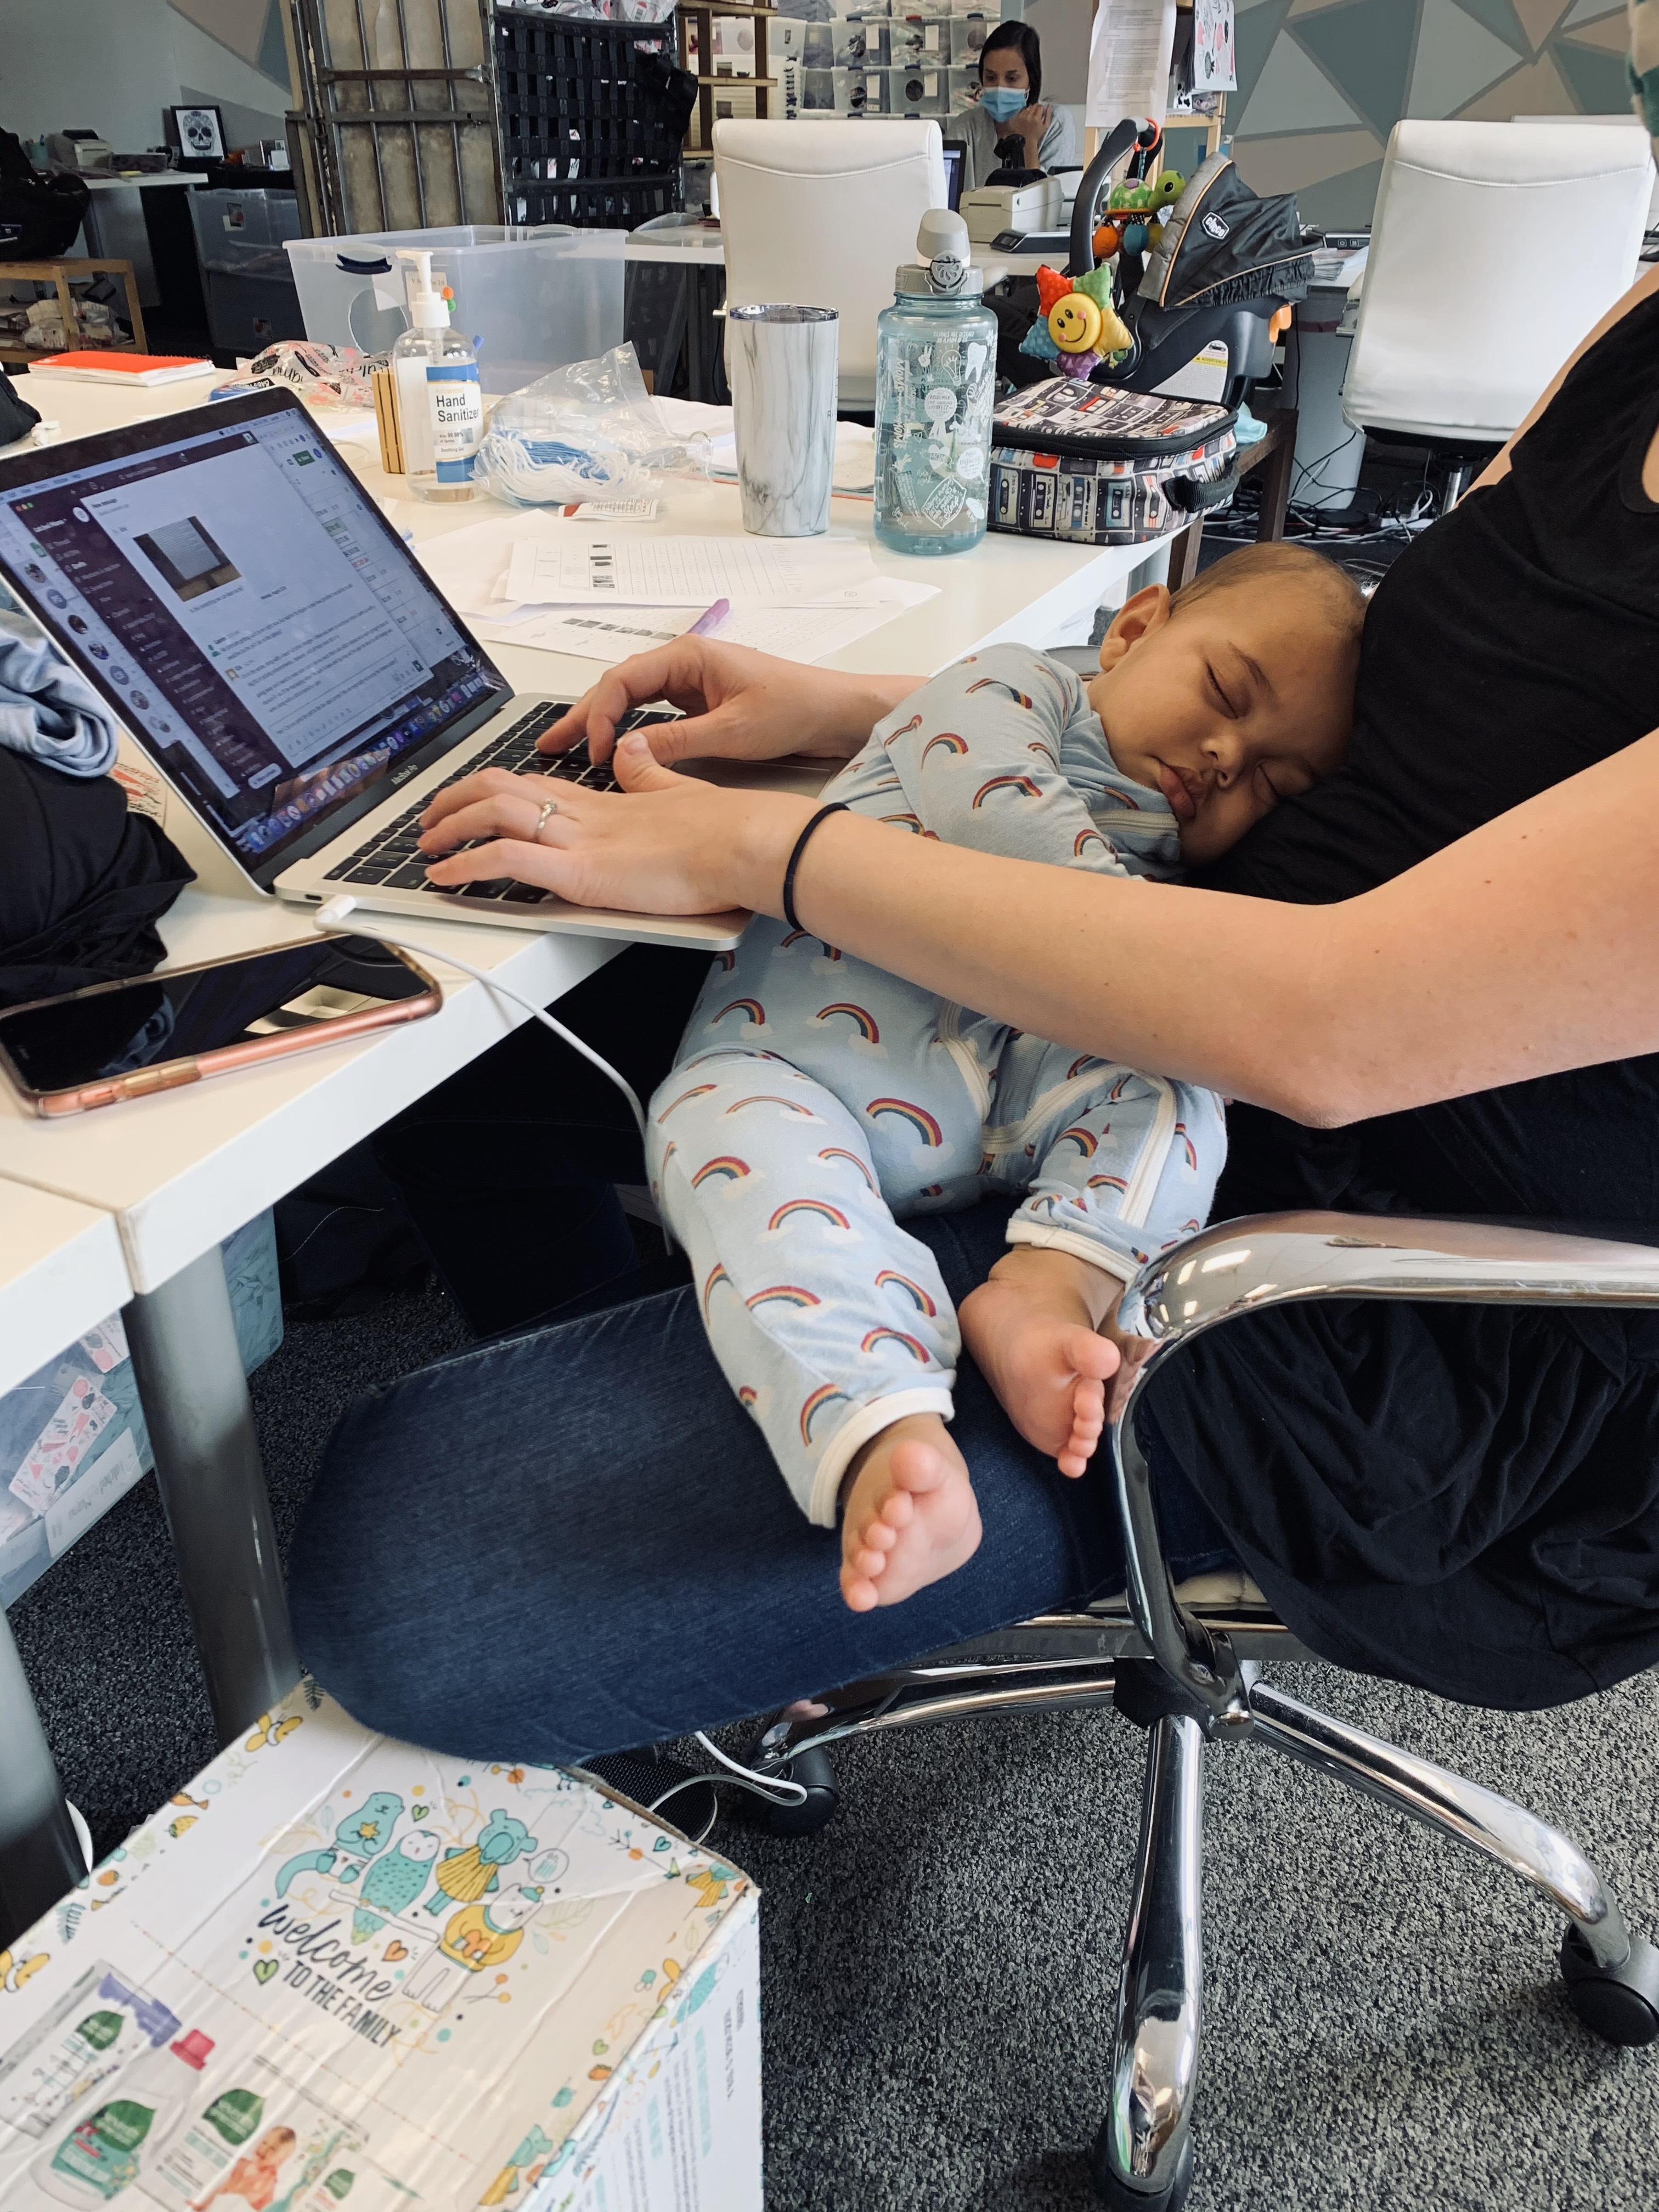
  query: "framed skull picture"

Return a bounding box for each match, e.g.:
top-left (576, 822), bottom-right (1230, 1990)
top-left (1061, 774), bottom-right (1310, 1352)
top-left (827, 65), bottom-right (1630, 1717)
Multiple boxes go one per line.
top-left (165, 105), bottom-right (227, 161)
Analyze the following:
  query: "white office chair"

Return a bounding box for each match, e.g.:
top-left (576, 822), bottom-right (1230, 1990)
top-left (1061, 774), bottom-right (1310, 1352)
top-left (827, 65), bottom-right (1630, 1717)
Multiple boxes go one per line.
top-left (1344, 120), bottom-right (1655, 502)
top-left (712, 120), bottom-right (949, 410)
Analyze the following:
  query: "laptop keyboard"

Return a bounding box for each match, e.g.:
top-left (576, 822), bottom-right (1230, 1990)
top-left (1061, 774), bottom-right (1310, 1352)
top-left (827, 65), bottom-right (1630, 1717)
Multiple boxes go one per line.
top-left (323, 702), bottom-right (678, 905)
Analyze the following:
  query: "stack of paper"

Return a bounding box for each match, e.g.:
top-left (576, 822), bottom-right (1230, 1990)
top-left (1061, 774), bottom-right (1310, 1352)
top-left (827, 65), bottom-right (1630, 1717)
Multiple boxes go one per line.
top-left (414, 513), bottom-right (936, 668)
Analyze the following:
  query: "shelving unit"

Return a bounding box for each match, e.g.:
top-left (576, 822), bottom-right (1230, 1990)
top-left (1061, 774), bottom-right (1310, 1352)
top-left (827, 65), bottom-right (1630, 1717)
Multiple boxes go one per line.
top-left (677, 1), bottom-right (777, 155)
top-left (0, 258), bottom-right (147, 367)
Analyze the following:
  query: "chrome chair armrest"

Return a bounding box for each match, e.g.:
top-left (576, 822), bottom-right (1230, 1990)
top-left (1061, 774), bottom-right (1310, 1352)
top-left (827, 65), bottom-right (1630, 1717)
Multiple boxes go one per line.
top-left (1111, 1210), bottom-right (1659, 1725)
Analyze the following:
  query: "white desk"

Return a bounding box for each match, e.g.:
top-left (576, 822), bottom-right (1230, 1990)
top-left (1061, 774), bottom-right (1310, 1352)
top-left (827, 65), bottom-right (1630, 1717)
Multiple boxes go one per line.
top-left (0, 369), bottom-right (1149, 1742)
top-left (0, 1186), bottom-right (133, 1936)
top-left (0, 1183), bottom-right (131, 1398)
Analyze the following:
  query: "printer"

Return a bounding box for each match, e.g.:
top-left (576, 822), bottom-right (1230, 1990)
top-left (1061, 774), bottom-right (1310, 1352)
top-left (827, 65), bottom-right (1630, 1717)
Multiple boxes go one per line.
top-left (46, 131), bottom-right (116, 173)
top-left (960, 174), bottom-right (1063, 246)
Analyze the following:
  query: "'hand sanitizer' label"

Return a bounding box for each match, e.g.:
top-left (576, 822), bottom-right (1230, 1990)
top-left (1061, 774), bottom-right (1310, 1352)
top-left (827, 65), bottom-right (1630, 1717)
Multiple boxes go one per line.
top-left (426, 363), bottom-right (482, 484)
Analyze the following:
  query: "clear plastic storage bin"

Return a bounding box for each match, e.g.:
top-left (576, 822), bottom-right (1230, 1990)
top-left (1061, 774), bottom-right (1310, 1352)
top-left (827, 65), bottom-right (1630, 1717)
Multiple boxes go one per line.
top-left (883, 65), bottom-right (950, 116)
top-left (0, 1212), bottom-right (281, 1612)
top-left (809, 19), bottom-right (887, 65)
top-left (951, 13), bottom-right (990, 61)
top-left (890, 16), bottom-right (951, 62)
top-left (802, 67), bottom-right (880, 113)
top-left (188, 188), bottom-right (307, 356)
top-left (284, 224), bottom-right (625, 395)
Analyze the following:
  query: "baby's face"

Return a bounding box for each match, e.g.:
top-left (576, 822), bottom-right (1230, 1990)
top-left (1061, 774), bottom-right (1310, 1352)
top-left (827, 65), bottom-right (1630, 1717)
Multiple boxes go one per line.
top-left (1085, 581), bottom-right (1355, 864)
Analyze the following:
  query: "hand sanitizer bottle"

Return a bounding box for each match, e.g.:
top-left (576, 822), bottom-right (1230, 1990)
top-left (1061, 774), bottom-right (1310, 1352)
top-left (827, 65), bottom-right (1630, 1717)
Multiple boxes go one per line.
top-left (33, 2029), bottom-right (214, 2204)
top-left (391, 250), bottom-right (481, 503)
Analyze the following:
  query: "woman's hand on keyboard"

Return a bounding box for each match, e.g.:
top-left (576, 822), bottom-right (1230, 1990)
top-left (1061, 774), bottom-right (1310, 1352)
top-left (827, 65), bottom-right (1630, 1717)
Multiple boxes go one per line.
top-left (417, 748), bottom-right (817, 918)
top-left (536, 640), bottom-right (923, 769)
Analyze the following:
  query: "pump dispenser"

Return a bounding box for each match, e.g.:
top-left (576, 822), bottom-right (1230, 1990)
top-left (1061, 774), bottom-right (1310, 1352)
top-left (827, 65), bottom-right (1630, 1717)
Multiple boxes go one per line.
top-left (391, 249), bottom-right (481, 502)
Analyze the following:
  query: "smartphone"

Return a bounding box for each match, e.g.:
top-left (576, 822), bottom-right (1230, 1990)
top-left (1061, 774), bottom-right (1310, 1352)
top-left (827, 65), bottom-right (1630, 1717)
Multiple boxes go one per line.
top-left (0, 936), bottom-right (441, 1117)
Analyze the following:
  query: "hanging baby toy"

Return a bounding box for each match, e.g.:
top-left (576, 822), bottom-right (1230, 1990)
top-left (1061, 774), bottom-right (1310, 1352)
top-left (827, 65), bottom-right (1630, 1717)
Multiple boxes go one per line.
top-left (1020, 263), bottom-right (1133, 381)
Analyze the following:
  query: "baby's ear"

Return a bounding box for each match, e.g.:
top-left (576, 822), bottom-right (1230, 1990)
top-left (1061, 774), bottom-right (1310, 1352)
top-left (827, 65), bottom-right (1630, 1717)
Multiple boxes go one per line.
top-left (1104, 583), bottom-right (1172, 658)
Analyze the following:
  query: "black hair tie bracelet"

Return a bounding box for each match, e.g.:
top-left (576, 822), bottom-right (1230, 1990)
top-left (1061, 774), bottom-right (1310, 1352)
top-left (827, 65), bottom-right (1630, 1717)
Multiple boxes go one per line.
top-left (781, 802), bottom-right (849, 935)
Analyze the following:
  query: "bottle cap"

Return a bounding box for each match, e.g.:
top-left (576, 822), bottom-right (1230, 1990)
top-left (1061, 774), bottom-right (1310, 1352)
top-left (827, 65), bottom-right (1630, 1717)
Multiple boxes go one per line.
top-left (895, 208), bottom-right (982, 298)
top-left (170, 2031), bottom-right (215, 2069)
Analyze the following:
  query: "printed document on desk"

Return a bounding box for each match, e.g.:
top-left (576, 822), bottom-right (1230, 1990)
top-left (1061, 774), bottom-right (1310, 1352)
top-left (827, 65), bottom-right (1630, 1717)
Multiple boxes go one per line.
top-left (504, 534), bottom-right (891, 608)
top-left (475, 578), bottom-right (937, 666)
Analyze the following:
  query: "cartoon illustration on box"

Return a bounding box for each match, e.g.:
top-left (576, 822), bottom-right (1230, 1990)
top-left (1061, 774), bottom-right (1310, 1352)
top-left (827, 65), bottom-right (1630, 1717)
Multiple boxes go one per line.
top-left (273, 1794), bottom-right (404, 1894)
top-left (420, 1813), bottom-right (538, 1917)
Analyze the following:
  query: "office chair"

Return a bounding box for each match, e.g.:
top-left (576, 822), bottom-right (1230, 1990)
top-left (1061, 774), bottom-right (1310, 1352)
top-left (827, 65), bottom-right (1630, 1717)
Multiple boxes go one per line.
top-left (746, 1211), bottom-right (1659, 2209)
top-left (712, 120), bottom-right (948, 410)
top-left (1344, 120), bottom-right (1654, 507)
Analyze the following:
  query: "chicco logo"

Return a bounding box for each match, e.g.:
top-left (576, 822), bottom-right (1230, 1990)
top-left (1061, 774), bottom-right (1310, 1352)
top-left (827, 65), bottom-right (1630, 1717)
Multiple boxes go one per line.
top-left (1201, 211), bottom-right (1231, 240)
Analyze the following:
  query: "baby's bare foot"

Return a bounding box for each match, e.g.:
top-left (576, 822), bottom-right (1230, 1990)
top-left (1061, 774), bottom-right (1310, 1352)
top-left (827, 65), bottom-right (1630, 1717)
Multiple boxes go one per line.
top-left (839, 1414), bottom-right (981, 1613)
top-left (960, 1248), bottom-right (1123, 1478)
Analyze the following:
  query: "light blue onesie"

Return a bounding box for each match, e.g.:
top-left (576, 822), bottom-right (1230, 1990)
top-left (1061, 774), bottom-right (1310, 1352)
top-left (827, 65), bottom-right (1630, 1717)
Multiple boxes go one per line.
top-left (646, 644), bottom-right (1226, 1525)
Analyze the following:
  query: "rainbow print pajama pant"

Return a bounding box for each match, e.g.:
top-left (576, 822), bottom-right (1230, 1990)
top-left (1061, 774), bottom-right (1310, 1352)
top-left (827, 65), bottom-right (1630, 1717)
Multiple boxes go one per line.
top-left (646, 644), bottom-right (1226, 1523)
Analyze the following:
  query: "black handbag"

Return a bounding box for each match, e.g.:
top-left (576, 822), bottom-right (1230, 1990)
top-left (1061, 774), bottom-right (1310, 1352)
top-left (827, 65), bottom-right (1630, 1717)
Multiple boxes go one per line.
top-left (0, 129), bottom-right (91, 261)
top-left (0, 366), bottom-right (40, 447)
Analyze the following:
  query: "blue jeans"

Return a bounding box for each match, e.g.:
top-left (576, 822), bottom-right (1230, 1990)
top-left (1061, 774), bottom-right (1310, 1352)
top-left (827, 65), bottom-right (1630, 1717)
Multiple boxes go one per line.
top-left (287, 1200), bottom-right (1233, 1764)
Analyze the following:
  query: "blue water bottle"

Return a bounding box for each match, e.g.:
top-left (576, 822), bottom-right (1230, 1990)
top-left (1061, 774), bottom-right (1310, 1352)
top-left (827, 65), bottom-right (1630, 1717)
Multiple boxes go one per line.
top-left (873, 210), bottom-right (998, 556)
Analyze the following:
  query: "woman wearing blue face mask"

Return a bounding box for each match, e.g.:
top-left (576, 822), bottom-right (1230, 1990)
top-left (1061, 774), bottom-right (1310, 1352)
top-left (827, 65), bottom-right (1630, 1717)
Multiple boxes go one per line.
top-left (961, 20), bottom-right (1077, 189)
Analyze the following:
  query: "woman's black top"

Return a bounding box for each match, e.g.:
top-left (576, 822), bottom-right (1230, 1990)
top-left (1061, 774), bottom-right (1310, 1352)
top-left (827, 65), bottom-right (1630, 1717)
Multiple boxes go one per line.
top-left (1143, 285), bottom-right (1659, 1709)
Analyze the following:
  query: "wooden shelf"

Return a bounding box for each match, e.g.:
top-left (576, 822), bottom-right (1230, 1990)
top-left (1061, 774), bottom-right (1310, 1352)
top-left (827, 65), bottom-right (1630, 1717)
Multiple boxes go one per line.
top-left (0, 256), bottom-right (146, 359)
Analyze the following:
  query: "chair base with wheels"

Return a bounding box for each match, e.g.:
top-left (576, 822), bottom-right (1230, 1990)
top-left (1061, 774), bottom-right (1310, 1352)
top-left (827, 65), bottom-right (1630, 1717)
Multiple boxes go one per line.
top-left (741, 1211), bottom-right (1659, 2208)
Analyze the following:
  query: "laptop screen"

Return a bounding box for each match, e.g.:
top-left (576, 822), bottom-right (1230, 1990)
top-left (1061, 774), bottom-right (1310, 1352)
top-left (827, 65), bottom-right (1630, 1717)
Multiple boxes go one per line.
top-left (0, 390), bottom-right (509, 875)
top-left (942, 140), bottom-right (966, 213)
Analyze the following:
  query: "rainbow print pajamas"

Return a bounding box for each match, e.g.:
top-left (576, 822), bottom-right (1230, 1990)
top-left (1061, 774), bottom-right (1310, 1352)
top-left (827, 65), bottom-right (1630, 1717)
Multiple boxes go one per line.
top-left (646, 645), bottom-right (1227, 1524)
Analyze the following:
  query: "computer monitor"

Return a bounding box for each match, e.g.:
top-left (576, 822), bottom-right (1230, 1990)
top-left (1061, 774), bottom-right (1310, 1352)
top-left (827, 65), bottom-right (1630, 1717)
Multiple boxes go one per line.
top-left (942, 140), bottom-right (966, 213)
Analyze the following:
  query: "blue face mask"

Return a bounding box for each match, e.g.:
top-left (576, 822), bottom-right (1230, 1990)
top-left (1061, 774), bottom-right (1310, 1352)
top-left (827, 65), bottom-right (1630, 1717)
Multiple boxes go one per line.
top-left (979, 86), bottom-right (1028, 124)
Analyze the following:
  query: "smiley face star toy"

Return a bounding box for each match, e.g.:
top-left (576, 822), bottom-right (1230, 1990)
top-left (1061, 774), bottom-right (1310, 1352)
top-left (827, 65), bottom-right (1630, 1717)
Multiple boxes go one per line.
top-left (1048, 290), bottom-right (1103, 354)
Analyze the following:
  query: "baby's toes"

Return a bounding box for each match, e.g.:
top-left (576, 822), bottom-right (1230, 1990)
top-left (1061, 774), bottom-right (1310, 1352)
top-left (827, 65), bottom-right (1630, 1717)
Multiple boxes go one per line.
top-left (1056, 1379), bottom-right (1107, 1478)
top-left (840, 1564), bottom-right (879, 1611)
top-left (878, 1487), bottom-right (917, 1532)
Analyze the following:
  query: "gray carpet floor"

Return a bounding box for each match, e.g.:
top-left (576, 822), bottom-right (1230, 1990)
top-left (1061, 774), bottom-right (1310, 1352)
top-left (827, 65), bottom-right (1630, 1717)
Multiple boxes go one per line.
top-left (12, 1284), bottom-right (1659, 2212)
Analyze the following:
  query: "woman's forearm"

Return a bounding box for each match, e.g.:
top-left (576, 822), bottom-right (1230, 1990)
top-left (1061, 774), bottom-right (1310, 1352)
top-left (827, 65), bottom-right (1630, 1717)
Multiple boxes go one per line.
top-left (427, 708), bottom-right (1659, 1128)
top-left (763, 727), bottom-right (1659, 1126)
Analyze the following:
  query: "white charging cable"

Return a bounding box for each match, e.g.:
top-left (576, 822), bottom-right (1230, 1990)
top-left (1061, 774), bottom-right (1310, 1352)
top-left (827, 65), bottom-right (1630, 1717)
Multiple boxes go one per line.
top-left (314, 898), bottom-right (664, 1244)
top-left (636, 1735), bottom-right (811, 1819)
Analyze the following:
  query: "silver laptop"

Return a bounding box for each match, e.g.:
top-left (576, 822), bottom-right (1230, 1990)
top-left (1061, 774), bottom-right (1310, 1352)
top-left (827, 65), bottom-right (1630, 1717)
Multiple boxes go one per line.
top-left (0, 388), bottom-right (791, 950)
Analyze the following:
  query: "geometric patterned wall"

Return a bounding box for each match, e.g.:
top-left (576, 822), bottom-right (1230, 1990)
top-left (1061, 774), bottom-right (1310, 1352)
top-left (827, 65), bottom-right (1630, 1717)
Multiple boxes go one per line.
top-left (1232, 1), bottom-right (1636, 227)
top-left (167, 0), bottom-right (291, 86)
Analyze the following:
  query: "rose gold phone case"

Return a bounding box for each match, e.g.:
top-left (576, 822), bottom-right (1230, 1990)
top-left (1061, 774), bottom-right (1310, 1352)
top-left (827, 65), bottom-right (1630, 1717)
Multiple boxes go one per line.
top-left (0, 946), bottom-right (443, 1118)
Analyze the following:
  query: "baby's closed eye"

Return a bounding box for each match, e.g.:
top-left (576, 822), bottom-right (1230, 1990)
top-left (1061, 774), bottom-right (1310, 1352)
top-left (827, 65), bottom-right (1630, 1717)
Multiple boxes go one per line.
top-left (1254, 757), bottom-right (1317, 809)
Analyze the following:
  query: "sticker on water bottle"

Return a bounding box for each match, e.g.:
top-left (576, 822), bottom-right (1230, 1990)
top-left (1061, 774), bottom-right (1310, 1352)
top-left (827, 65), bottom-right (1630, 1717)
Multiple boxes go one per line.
top-left (426, 362), bottom-right (482, 484)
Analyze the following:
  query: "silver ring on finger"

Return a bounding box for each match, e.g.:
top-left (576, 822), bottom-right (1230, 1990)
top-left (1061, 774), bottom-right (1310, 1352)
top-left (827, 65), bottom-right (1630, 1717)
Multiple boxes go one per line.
top-left (533, 795), bottom-right (559, 843)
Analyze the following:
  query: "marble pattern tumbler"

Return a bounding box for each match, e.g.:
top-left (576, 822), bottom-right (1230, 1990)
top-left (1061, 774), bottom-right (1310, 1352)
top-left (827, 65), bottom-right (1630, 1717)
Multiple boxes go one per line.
top-left (727, 304), bottom-right (839, 537)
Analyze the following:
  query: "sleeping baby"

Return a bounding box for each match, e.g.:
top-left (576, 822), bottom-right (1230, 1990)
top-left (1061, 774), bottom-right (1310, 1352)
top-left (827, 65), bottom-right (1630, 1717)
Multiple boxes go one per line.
top-left (647, 542), bottom-right (1363, 1611)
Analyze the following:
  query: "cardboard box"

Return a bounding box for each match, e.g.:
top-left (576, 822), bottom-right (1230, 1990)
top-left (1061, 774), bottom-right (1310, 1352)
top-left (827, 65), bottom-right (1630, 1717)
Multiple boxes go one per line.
top-left (0, 1686), bottom-right (761, 2211)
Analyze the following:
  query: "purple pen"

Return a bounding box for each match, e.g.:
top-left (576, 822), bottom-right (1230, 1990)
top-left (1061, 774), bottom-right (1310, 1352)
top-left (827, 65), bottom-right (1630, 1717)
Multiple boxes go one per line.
top-left (686, 598), bottom-right (730, 637)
